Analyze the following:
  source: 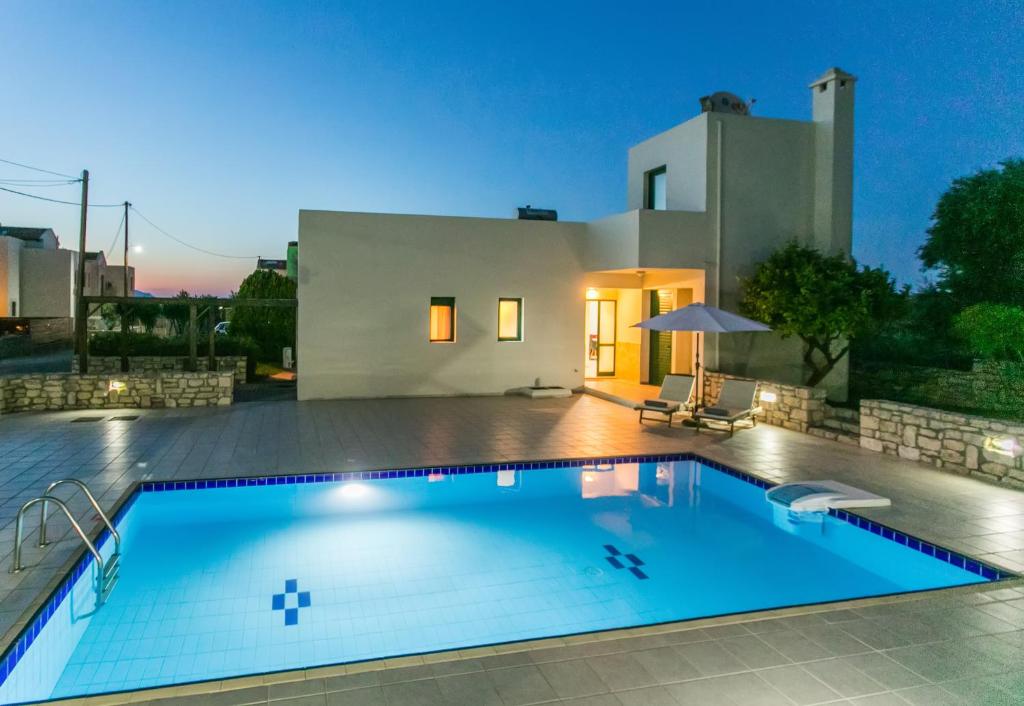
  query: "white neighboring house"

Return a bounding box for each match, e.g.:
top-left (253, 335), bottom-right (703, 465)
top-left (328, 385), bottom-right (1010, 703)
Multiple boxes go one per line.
top-left (297, 68), bottom-right (856, 400)
top-left (0, 226), bottom-right (136, 337)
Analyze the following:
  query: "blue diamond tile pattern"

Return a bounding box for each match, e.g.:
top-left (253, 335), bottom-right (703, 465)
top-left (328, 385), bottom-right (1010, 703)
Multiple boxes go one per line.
top-left (604, 545), bottom-right (648, 580)
top-left (272, 579), bottom-right (311, 626)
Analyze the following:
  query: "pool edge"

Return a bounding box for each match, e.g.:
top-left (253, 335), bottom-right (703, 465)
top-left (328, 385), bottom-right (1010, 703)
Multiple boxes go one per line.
top-left (1, 452), bottom-right (1017, 703)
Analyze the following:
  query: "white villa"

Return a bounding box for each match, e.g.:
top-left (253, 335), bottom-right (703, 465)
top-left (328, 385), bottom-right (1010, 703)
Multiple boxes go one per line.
top-left (297, 67), bottom-right (856, 401)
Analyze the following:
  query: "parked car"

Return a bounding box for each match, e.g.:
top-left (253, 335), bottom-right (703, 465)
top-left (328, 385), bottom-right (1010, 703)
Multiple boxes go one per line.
top-left (214, 321), bottom-right (230, 335)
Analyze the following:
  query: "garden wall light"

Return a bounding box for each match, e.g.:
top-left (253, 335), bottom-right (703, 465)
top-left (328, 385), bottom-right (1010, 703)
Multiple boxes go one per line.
top-left (985, 435), bottom-right (1022, 458)
top-left (108, 380), bottom-right (127, 394)
top-left (759, 391), bottom-right (778, 404)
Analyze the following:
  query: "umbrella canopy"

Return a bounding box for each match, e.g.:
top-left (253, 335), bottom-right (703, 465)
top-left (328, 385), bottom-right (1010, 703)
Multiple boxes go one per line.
top-left (631, 302), bottom-right (770, 333)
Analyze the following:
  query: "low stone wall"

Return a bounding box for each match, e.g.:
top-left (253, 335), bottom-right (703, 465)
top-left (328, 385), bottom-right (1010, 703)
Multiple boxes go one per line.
top-left (0, 372), bottom-right (233, 413)
top-left (72, 355), bottom-right (247, 384)
top-left (860, 399), bottom-right (1024, 487)
top-left (704, 371), bottom-right (827, 433)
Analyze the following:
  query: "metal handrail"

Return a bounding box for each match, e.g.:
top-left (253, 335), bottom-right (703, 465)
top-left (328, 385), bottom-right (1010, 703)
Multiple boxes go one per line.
top-left (39, 479), bottom-right (120, 553)
top-left (10, 497), bottom-right (104, 576)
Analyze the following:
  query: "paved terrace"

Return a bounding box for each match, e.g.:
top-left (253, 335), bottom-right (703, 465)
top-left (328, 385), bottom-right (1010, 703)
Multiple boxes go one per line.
top-left (1, 394), bottom-right (1023, 705)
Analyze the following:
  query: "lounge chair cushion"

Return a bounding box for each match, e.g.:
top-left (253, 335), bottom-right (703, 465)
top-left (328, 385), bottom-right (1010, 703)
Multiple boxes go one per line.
top-left (636, 399), bottom-right (680, 412)
top-left (697, 406), bottom-right (752, 421)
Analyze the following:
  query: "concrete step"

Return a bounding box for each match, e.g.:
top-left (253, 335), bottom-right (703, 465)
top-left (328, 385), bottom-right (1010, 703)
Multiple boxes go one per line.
top-left (825, 404), bottom-right (860, 423)
top-left (823, 418), bottom-right (860, 434)
top-left (808, 425), bottom-right (861, 446)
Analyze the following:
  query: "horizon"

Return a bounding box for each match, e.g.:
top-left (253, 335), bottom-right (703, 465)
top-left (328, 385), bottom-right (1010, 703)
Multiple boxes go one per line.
top-left (1, 1), bottom-right (1021, 296)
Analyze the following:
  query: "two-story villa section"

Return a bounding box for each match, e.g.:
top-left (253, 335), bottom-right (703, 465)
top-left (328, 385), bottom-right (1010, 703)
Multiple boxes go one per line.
top-left (297, 67), bottom-right (855, 401)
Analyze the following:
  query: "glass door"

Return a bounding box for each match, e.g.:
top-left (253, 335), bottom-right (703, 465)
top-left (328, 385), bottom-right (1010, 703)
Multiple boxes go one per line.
top-left (586, 299), bottom-right (616, 377)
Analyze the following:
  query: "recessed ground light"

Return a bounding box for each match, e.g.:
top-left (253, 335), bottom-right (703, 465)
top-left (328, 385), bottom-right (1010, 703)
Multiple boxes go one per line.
top-left (71, 417), bottom-right (105, 423)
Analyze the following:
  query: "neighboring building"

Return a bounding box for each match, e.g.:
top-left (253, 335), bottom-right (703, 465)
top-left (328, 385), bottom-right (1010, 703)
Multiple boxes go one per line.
top-left (83, 252), bottom-right (136, 298)
top-left (0, 226), bottom-right (137, 343)
top-left (297, 68), bottom-right (856, 400)
top-left (0, 225), bottom-right (74, 319)
top-left (257, 258), bottom-right (288, 276)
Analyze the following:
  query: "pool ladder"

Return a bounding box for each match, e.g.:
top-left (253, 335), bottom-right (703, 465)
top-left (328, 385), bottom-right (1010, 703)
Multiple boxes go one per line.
top-left (10, 479), bottom-right (121, 605)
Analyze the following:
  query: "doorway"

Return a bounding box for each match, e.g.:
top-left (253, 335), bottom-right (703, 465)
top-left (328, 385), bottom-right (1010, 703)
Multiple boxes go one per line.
top-left (585, 299), bottom-right (616, 377)
top-left (648, 289), bottom-right (673, 386)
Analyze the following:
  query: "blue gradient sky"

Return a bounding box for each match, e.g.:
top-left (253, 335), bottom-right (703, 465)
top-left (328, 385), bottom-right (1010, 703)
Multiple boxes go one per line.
top-left (1, 1), bottom-right (1021, 296)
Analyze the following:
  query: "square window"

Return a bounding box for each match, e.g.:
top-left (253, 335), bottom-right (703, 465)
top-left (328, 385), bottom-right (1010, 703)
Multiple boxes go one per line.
top-left (429, 297), bottom-right (455, 342)
top-left (498, 298), bottom-right (523, 341)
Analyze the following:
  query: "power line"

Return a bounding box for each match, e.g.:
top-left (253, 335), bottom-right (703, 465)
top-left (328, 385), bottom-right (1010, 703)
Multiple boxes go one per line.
top-left (130, 206), bottom-right (259, 260)
top-left (0, 157), bottom-right (79, 180)
top-left (106, 210), bottom-right (126, 256)
top-left (0, 185), bottom-right (122, 207)
top-left (0, 178), bottom-right (80, 187)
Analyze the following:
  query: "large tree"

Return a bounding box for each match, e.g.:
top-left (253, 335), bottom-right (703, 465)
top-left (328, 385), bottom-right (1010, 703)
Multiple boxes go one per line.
top-left (230, 270), bottom-right (296, 362)
top-left (919, 159), bottom-right (1024, 307)
top-left (740, 242), bottom-right (907, 387)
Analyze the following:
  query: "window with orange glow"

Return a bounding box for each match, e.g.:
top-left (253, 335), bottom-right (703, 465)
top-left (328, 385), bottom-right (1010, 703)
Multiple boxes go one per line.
top-left (498, 298), bottom-right (523, 341)
top-left (429, 297), bottom-right (455, 342)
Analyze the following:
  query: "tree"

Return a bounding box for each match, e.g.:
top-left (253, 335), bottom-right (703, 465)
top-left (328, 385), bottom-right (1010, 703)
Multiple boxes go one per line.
top-left (229, 270), bottom-right (296, 362)
top-left (161, 290), bottom-right (192, 336)
top-left (954, 303), bottom-right (1024, 363)
top-left (919, 159), bottom-right (1024, 308)
top-left (99, 302), bottom-right (160, 333)
top-left (740, 242), bottom-right (907, 387)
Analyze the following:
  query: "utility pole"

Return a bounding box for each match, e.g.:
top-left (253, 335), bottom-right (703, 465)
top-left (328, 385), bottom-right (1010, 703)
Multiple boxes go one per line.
top-left (75, 170), bottom-right (89, 373)
top-left (120, 201), bottom-right (131, 372)
top-left (123, 201), bottom-right (130, 296)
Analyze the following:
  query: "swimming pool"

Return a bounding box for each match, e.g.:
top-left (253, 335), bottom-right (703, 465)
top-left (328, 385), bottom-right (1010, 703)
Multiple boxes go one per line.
top-left (0, 454), bottom-right (1007, 703)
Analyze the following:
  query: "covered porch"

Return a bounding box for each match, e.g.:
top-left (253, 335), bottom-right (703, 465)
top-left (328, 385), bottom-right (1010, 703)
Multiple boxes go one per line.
top-left (581, 268), bottom-right (706, 399)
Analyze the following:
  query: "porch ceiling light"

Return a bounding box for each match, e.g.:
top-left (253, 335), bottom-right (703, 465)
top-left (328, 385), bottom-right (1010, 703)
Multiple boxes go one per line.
top-left (985, 435), bottom-right (1022, 458)
top-left (759, 391), bottom-right (777, 404)
top-left (586, 288), bottom-right (599, 300)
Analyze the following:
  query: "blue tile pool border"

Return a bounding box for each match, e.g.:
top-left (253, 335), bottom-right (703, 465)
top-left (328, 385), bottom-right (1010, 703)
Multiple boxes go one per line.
top-left (1, 451), bottom-right (1013, 694)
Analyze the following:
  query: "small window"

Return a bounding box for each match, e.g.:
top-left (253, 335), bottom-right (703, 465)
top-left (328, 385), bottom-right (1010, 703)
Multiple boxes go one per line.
top-left (429, 297), bottom-right (455, 342)
top-left (645, 166), bottom-right (667, 210)
top-left (498, 298), bottom-right (523, 342)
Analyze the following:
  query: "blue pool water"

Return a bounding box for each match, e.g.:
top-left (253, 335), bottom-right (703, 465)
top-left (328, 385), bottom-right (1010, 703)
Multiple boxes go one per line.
top-left (0, 458), bottom-right (994, 703)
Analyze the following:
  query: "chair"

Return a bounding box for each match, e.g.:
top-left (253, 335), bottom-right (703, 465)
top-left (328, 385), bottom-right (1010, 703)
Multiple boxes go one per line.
top-left (636, 374), bottom-right (695, 427)
top-left (694, 379), bottom-right (761, 436)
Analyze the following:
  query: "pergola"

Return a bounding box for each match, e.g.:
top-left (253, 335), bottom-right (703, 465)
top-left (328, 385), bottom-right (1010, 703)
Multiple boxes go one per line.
top-left (77, 295), bottom-right (297, 374)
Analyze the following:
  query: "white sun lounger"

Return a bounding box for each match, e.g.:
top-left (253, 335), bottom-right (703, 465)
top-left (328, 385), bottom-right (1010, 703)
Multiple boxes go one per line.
top-left (635, 374), bottom-right (695, 427)
top-left (694, 379), bottom-right (761, 436)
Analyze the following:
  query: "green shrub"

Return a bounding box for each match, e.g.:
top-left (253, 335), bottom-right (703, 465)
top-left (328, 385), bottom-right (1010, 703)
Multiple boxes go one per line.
top-left (954, 303), bottom-right (1024, 362)
top-left (89, 332), bottom-right (258, 359)
top-left (229, 270), bottom-right (296, 362)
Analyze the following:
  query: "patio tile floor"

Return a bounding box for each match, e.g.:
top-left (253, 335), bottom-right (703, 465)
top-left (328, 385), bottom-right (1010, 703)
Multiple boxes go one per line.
top-left (0, 393), bottom-right (1023, 704)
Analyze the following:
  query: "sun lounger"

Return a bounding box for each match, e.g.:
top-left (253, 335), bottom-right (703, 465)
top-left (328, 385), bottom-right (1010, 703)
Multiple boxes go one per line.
top-left (636, 374), bottom-right (695, 427)
top-left (694, 379), bottom-right (761, 436)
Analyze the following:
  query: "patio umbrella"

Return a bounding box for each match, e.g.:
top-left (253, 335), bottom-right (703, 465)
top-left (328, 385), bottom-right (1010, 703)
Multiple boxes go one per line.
top-left (631, 302), bottom-right (771, 408)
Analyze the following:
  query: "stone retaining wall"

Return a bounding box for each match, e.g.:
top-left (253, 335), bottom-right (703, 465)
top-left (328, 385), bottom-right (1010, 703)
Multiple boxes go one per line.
top-left (860, 399), bottom-right (1024, 487)
top-left (704, 371), bottom-right (827, 433)
top-left (0, 372), bottom-right (233, 413)
top-left (72, 355), bottom-right (247, 384)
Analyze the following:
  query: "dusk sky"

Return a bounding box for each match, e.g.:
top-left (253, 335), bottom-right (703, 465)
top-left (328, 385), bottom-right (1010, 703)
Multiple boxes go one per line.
top-left (1, 1), bottom-right (1021, 296)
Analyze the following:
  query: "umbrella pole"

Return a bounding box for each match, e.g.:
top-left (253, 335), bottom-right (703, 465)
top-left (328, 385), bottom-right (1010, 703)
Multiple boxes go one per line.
top-left (696, 330), bottom-right (704, 409)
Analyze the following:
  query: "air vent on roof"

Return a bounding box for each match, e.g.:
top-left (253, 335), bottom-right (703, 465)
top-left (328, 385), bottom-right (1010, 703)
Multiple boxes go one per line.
top-left (516, 206), bottom-right (558, 221)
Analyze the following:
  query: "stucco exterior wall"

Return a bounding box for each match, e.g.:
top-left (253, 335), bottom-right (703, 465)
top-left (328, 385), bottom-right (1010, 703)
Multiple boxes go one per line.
top-left (19, 248), bottom-right (76, 318)
top-left (297, 210), bottom-right (588, 399)
top-left (627, 114), bottom-right (709, 212)
top-left (0, 238), bottom-right (22, 317)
